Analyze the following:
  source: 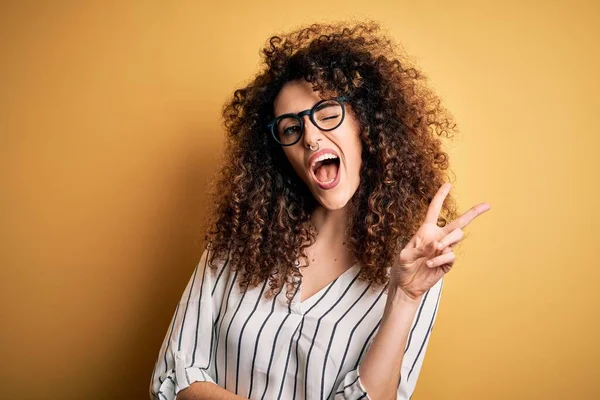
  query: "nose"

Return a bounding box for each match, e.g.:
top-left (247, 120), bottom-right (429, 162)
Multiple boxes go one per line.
top-left (301, 114), bottom-right (323, 148)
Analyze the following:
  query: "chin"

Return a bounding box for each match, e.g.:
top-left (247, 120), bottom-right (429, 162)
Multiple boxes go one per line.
top-left (312, 185), bottom-right (358, 211)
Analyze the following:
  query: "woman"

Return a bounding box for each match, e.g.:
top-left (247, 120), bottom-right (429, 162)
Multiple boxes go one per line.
top-left (150, 20), bottom-right (490, 400)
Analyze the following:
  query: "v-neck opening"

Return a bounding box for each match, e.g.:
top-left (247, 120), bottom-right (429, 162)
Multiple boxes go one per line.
top-left (296, 262), bottom-right (360, 307)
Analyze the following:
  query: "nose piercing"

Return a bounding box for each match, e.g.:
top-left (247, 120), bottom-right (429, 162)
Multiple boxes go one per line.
top-left (308, 142), bottom-right (319, 151)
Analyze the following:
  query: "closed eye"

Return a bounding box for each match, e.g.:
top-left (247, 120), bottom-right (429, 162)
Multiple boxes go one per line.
top-left (320, 114), bottom-right (340, 121)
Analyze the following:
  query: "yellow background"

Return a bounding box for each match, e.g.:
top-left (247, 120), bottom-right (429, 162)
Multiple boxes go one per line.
top-left (1, 1), bottom-right (598, 399)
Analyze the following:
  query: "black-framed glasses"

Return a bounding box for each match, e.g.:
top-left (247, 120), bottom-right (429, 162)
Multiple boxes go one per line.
top-left (267, 96), bottom-right (349, 146)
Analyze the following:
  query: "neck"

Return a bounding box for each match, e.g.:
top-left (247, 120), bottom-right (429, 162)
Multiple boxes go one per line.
top-left (310, 202), bottom-right (352, 246)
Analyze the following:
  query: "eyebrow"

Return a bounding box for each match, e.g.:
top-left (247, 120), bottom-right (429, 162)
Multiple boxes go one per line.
top-left (315, 102), bottom-right (336, 111)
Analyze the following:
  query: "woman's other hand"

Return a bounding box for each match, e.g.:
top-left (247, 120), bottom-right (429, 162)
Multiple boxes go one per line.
top-left (390, 183), bottom-right (491, 300)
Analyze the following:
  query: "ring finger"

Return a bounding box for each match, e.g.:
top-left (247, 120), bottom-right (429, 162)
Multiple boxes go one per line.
top-left (426, 250), bottom-right (456, 268)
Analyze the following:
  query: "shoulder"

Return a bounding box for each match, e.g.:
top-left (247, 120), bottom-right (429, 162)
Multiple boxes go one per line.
top-left (197, 246), bottom-right (236, 286)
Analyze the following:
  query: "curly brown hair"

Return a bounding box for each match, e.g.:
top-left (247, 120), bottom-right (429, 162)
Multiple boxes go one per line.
top-left (201, 19), bottom-right (460, 306)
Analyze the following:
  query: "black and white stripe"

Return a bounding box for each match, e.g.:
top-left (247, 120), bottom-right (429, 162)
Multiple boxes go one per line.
top-left (149, 248), bottom-right (443, 400)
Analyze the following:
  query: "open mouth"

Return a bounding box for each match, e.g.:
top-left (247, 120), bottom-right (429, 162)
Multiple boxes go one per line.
top-left (311, 156), bottom-right (341, 188)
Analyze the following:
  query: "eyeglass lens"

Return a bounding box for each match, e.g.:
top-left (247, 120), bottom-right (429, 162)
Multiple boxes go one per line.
top-left (274, 99), bottom-right (344, 145)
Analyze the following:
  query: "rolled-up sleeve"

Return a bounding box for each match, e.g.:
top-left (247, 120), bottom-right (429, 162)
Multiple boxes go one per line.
top-left (334, 365), bottom-right (371, 399)
top-left (149, 248), bottom-right (218, 399)
top-left (334, 277), bottom-right (444, 400)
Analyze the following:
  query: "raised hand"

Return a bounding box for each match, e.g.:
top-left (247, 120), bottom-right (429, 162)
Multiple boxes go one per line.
top-left (389, 183), bottom-right (491, 300)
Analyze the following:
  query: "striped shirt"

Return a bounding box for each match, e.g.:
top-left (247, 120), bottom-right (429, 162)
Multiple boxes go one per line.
top-left (149, 247), bottom-right (443, 400)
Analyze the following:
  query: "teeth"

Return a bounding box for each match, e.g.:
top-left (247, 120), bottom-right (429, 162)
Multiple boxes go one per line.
top-left (310, 153), bottom-right (339, 169)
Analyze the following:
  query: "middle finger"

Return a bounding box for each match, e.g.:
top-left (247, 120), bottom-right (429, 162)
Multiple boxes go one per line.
top-left (436, 227), bottom-right (464, 250)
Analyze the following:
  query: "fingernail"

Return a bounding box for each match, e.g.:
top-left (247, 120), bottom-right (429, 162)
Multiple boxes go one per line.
top-left (427, 260), bottom-right (433, 266)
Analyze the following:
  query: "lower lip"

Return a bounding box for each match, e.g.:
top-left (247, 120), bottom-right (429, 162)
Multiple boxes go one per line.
top-left (312, 163), bottom-right (341, 190)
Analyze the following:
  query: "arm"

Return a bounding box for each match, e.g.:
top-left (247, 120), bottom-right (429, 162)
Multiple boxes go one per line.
top-left (335, 277), bottom-right (443, 400)
top-left (358, 286), bottom-right (422, 400)
top-left (149, 249), bottom-right (232, 399)
top-left (176, 382), bottom-right (248, 400)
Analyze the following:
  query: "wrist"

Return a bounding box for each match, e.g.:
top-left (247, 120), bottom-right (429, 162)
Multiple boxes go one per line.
top-left (387, 285), bottom-right (422, 306)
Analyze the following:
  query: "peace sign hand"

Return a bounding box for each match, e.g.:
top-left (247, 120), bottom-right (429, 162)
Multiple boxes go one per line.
top-left (389, 183), bottom-right (491, 301)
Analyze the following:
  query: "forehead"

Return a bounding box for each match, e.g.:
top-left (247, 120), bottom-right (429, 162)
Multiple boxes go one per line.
top-left (273, 79), bottom-right (324, 116)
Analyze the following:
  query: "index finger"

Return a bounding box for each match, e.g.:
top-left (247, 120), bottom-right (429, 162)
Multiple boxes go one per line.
top-left (443, 202), bottom-right (492, 233)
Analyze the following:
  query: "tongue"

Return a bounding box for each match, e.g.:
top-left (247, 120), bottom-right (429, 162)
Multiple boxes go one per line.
top-left (315, 163), bottom-right (338, 183)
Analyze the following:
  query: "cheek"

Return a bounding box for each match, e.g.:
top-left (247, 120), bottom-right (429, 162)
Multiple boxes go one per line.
top-left (351, 137), bottom-right (363, 171)
top-left (345, 118), bottom-right (362, 167)
top-left (283, 150), bottom-right (307, 177)
top-left (293, 160), bottom-right (307, 178)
